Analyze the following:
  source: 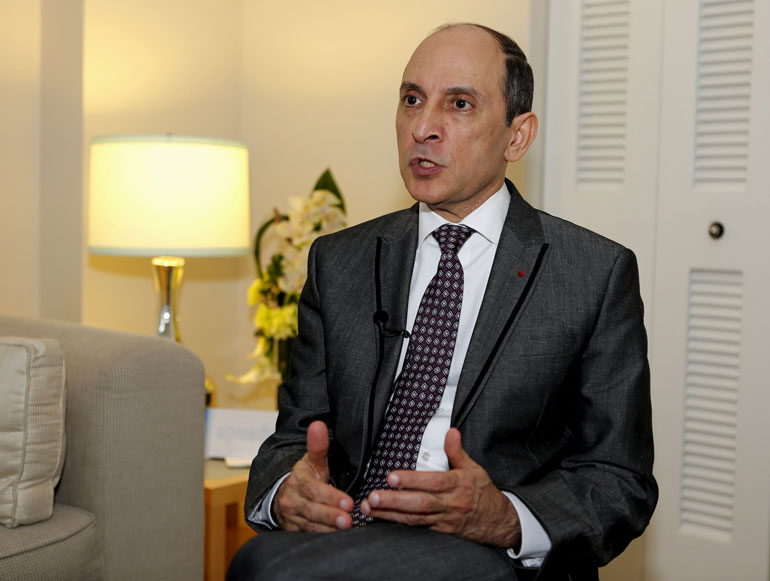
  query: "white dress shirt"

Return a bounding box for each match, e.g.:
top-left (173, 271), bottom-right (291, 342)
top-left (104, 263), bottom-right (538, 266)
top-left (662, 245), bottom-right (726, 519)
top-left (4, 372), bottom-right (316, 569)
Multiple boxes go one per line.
top-left (256, 184), bottom-right (550, 566)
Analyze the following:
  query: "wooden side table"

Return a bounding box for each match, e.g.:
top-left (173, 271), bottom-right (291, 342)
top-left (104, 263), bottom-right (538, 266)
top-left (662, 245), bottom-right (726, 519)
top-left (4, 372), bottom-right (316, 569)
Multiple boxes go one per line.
top-left (204, 460), bottom-right (258, 581)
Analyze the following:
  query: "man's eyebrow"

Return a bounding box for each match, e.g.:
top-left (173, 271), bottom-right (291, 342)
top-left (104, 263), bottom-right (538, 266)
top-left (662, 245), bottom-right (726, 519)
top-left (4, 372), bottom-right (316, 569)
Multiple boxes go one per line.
top-left (445, 86), bottom-right (480, 99)
top-left (400, 82), bottom-right (481, 100)
top-left (400, 82), bottom-right (424, 95)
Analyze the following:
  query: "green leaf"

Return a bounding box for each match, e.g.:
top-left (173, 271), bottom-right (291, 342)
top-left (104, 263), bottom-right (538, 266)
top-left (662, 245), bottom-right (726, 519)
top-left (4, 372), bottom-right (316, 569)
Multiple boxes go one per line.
top-left (266, 253), bottom-right (284, 283)
top-left (313, 168), bottom-right (346, 214)
top-left (253, 214), bottom-right (288, 276)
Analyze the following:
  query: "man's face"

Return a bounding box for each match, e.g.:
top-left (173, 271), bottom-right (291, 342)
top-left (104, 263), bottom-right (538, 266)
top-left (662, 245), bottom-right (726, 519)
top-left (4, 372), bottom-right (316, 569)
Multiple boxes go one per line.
top-left (396, 26), bottom-right (515, 221)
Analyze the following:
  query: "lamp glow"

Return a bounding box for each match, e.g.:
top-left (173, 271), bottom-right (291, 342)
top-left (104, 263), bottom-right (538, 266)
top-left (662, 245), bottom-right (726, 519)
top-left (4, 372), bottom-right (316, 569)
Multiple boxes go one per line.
top-left (89, 135), bottom-right (250, 257)
top-left (88, 135), bottom-right (250, 405)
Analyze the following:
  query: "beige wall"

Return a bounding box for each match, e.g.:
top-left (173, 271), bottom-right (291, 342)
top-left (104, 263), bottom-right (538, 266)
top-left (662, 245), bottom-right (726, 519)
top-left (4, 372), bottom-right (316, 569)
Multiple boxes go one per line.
top-left (81, 0), bottom-right (251, 405)
top-left (40, 0), bottom-right (84, 323)
top-left (241, 1), bottom-right (532, 229)
top-left (0, 0), bottom-right (41, 318)
top-left (233, 0), bottom-right (532, 404)
top-left (0, 0), bottom-right (83, 323)
top-left (0, 0), bottom-right (533, 406)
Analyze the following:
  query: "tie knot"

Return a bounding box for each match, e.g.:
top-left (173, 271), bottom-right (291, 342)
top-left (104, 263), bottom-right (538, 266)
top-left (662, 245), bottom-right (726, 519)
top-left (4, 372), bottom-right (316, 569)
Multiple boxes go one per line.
top-left (433, 224), bottom-right (473, 254)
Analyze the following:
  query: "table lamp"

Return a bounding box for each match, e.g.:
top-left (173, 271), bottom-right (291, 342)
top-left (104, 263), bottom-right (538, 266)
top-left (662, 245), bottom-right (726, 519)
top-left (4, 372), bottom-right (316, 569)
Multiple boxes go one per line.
top-left (88, 134), bottom-right (250, 404)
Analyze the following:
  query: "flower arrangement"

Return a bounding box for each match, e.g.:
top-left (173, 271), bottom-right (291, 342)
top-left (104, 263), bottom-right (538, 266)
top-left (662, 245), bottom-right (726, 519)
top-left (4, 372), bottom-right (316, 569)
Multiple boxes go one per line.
top-left (228, 170), bottom-right (346, 388)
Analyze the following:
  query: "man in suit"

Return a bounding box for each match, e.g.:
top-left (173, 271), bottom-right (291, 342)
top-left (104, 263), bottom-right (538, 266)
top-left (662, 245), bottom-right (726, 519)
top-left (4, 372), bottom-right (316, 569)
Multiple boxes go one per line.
top-left (229, 23), bottom-right (657, 580)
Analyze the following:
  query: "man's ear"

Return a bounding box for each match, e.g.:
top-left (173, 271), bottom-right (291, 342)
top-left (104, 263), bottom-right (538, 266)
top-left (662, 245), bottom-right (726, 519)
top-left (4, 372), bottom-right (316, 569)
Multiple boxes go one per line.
top-left (504, 112), bottom-right (538, 163)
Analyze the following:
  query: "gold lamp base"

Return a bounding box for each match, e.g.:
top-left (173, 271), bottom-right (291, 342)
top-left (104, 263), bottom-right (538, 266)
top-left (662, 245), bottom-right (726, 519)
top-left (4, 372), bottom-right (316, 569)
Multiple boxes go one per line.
top-left (152, 256), bottom-right (216, 406)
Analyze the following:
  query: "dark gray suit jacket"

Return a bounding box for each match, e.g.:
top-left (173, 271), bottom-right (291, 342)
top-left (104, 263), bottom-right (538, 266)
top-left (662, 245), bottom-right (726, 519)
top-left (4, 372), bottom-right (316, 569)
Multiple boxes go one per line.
top-left (245, 181), bottom-right (657, 579)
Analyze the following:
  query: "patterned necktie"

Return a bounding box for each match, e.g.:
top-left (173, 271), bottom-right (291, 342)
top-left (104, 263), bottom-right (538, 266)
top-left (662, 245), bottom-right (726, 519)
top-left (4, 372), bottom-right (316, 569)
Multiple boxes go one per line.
top-left (351, 223), bottom-right (473, 526)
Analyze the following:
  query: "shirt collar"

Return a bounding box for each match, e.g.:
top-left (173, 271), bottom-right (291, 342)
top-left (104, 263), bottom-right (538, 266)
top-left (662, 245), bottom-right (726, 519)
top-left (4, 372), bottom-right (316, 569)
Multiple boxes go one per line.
top-left (417, 182), bottom-right (510, 247)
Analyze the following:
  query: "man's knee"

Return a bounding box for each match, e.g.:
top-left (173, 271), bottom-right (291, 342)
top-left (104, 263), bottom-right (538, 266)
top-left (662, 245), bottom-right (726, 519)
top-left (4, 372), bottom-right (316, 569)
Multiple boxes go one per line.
top-left (227, 535), bottom-right (274, 580)
top-left (226, 526), bottom-right (516, 580)
top-left (227, 531), bottom-right (342, 581)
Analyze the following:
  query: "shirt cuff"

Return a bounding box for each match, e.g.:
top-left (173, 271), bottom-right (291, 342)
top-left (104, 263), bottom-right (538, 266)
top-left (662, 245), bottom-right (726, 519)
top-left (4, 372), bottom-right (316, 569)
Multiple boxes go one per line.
top-left (501, 490), bottom-right (551, 568)
top-left (253, 473), bottom-right (291, 528)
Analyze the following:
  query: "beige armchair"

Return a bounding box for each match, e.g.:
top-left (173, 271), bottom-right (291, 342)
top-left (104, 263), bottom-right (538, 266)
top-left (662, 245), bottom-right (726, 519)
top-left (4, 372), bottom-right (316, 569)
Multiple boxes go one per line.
top-left (0, 316), bottom-right (205, 580)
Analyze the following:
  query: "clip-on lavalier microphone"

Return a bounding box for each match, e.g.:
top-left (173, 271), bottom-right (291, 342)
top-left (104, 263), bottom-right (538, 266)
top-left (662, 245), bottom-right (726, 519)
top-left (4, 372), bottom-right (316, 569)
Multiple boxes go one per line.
top-left (373, 310), bottom-right (410, 339)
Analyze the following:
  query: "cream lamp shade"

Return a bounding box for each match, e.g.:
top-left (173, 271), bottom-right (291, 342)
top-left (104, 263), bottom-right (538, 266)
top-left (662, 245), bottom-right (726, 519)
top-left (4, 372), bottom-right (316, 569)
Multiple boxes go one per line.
top-left (88, 135), bottom-right (250, 257)
top-left (88, 135), bottom-right (250, 406)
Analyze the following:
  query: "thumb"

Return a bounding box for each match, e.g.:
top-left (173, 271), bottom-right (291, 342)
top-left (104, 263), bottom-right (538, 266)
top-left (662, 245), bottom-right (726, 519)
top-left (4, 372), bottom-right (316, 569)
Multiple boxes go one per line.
top-left (445, 427), bottom-right (474, 469)
top-left (305, 420), bottom-right (330, 479)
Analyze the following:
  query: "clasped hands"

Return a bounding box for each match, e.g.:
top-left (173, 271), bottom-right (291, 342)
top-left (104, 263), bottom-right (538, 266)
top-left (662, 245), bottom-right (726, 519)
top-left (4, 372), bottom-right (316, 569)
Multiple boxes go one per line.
top-left (272, 420), bottom-right (521, 548)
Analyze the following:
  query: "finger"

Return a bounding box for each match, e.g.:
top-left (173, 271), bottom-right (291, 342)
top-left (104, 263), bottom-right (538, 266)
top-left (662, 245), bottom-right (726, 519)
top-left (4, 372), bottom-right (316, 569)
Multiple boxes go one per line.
top-left (444, 427), bottom-right (474, 469)
top-left (387, 469), bottom-right (454, 493)
top-left (296, 498), bottom-right (353, 531)
top-left (359, 503), bottom-right (458, 536)
top-left (279, 479), bottom-right (353, 530)
top-left (365, 488), bottom-right (442, 515)
top-left (363, 503), bottom-right (441, 527)
top-left (305, 420), bottom-right (330, 474)
top-left (283, 511), bottom-right (341, 533)
top-left (293, 464), bottom-right (354, 511)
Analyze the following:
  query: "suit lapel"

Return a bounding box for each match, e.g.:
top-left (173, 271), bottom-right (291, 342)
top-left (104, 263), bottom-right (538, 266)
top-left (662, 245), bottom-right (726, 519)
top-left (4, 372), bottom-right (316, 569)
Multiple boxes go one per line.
top-left (452, 181), bottom-right (547, 427)
top-left (367, 208), bottom-right (418, 447)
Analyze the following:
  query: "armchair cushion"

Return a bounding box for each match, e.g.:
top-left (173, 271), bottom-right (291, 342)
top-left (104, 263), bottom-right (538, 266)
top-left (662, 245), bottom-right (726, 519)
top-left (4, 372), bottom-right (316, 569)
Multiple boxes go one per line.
top-left (0, 337), bottom-right (66, 528)
top-left (0, 503), bottom-right (101, 578)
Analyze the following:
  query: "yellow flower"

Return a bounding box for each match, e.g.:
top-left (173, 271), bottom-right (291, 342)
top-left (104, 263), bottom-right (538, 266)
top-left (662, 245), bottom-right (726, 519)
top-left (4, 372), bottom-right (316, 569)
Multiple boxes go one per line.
top-left (253, 303), bottom-right (298, 340)
top-left (248, 335), bottom-right (271, 358)
top-left (225, 359), bottom-right (280, 385)
top-left (247, 278), bottom-right (264, 305)
top-left (229, 172), bottom-right (346, 387)
top-left (224, 336), bottom-right (282, 385)
top-left (253, 303), bottom-right (272, 333)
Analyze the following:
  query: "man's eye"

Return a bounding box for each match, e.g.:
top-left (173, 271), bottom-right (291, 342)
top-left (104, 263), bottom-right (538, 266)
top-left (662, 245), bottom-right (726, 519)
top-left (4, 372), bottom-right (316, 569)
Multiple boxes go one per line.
top-left (404, 95), bottom-right (421, 106)
top-left (454, 99), bottom-right (470, 110)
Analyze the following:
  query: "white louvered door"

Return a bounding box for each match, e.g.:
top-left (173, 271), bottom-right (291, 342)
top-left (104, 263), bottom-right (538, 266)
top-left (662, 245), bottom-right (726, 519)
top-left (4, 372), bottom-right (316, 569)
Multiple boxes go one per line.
top-left (543, 1), bottom-right (770, 579)
top-left (543, 2), bottom-right (664, 576)
top-left (542, 0), bottom-right (663, 311)
top-left (645, 0), bottom-right (770, 579)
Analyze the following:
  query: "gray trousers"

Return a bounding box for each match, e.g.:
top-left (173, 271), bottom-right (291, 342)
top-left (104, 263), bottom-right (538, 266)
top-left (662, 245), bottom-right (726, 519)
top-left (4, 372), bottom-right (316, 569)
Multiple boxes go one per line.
top-left (226, 521), bottom-right (528, 580)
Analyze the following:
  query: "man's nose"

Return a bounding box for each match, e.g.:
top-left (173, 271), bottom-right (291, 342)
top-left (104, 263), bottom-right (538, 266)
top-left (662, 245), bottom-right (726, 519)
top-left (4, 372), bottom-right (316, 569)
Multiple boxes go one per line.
top-left (412, 105), bottom-right (443, 143)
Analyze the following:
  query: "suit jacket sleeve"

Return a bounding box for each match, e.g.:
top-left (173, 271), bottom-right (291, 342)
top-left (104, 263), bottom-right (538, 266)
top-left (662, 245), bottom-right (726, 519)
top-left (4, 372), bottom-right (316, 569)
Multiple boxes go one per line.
top-left (510, 246), bottom-right (657, 570)
top-left (244, 238), bottom-right (332, 526)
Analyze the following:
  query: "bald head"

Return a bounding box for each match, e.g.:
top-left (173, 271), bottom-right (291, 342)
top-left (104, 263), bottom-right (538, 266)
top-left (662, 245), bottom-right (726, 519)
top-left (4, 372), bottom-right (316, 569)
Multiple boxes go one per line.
top-left (426, 23), bottom-right (533, 126)
top-left (396, 22), bottom-right (538, 221)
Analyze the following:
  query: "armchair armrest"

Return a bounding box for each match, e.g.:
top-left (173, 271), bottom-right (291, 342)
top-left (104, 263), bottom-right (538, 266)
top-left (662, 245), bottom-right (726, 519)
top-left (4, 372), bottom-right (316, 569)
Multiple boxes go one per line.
top-left (0, 315), bottom-right (205, 579)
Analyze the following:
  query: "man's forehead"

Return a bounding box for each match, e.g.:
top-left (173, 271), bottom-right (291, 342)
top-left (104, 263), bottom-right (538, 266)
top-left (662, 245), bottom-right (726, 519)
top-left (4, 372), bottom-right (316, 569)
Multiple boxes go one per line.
top-left (403, 25), bottom-right (503, 82)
